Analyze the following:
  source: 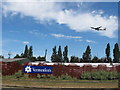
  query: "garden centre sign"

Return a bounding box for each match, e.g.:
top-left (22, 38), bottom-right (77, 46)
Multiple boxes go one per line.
top-left (24, 66), bottom-right (52, 74)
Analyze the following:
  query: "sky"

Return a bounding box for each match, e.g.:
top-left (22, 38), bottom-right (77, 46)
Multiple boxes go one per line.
top-left (2, 0), bottom-right (119, 61)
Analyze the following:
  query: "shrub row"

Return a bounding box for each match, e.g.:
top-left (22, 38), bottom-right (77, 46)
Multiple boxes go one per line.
top-left (5, 70), bottom-right (120, 80)
top-left (2, 61), bottom-right (21, 76)
top-left (2, 61), bottom-right (120, 79)
top-left (81, 70), bottom-right (120, 80)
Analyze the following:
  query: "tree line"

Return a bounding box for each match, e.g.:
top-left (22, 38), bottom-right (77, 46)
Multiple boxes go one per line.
top-left (14, 45), bottom-right (47, 61)
top-left (51, 43), bottom-right (120, 63)
top-left (51, 46), bottom-right (69, 63)
top-left (13, 43), bottom-right (120, 63)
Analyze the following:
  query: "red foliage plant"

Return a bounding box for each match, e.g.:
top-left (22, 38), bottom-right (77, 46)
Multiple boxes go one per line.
top-left (2, 62), bottom-right (120, 78)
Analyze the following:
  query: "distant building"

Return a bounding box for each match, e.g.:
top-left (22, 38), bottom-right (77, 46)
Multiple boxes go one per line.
top-left (1, 58), bottom-right (31, 64)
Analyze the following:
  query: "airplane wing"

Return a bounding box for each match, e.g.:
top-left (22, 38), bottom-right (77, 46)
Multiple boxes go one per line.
top-left (91, 27), bottom-right (95, 29)
top-left (97, 26), bottom-right (102, 29)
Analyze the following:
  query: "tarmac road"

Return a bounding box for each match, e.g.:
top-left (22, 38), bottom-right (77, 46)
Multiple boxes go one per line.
top-left (1, 88), bottom-right (120, 90)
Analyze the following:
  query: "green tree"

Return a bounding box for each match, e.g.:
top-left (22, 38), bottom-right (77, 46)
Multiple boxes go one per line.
top-left (63, 46), bottom-right (69, 63)
top-left (29, 46), bottom-right (33, 58)
top-left (51, 46), bottom-right (57, 62)
top-left (92, 56), bottom-right (99, 63)
top-left (0, 55), bottom-right (4, 59)
top-left (100, 57), bottom-right (107, 63)
top-left (44, 49), bottom-right (47, 60)
top-left (37, 56), bottom-right (45, 61)
top-left (113, 43), bottom-right (120, 63)
top-left (14, 54), bottom-right (20, 58)
top-left (82, 45), bottom-right (91, 62)
top-left (70, 56), bottom-right (79, 63)
top-left (31, 57), bottom-right (37, 62)
top-left (23, 45), bottom-right (29, 58)
top-left (57, 46), bottom-right (62, 62)
top-left (105, 43), bottom-right (110, 62)
top-left (20, 53), bottom-right (24, 58)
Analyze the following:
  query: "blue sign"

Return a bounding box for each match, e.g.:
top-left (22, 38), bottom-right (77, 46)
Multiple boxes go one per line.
top-left (24, 66), bottom-right (52, 74)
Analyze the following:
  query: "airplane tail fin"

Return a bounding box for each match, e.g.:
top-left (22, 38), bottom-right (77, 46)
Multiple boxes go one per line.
top-left (104, 28), bottom-right (106, 30)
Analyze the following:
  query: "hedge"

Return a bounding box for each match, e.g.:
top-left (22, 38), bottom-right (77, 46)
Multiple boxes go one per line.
top-left (81, 70), bottom-right (119, 80)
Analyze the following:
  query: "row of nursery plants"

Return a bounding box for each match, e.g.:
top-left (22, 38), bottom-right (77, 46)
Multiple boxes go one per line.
top-left (3, 70), bottom-right (120, 80)
top-left (1, 61), bottom-right (120, 79)
top-left (26, 63), bottom-right (120, 78)
top-left (81, 70), bottom-right (120, 80)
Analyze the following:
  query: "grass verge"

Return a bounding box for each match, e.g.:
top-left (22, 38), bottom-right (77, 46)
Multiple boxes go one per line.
top-left (2, 79), bottom-right (118, 88)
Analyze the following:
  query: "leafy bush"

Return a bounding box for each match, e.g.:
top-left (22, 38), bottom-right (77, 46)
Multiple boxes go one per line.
top-left (3, 70), bottom-right (24, 79)
top-left (37, 74), bottom-right (56, 80)
top-left (81, 72), bottom-right (92, 80)
top-left (108, 71), bottom-right (118, 80)
top-left (48, 74), bottom-right (56, 79)
top-left (81, 70), bottom-right (119, 80)
top-left (92, 70), bottom-right (109, 80)
top-left (37, 74), bottom-right (46, 78)
top-left (13, 70), bottom-right (28, 79)
top-left (58, 74), bottom-right (77, 80)
top-left (15, 70), bottom-right (29, 79)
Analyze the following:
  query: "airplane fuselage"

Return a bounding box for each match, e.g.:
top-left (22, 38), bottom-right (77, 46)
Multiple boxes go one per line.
top-left (91, 26), bottom-right (106, 31)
